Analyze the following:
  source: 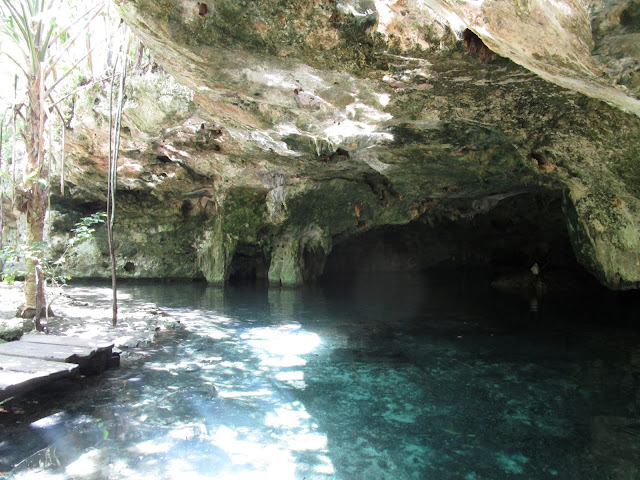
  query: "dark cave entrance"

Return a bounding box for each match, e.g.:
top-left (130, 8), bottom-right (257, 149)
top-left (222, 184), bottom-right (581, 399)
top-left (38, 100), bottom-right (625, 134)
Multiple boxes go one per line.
top-left (301, 243), bottom-right (327, 283)
top-left (322, 190), bottom-right (595, 289)
top-left (228, 243), bottom-right (268, 284)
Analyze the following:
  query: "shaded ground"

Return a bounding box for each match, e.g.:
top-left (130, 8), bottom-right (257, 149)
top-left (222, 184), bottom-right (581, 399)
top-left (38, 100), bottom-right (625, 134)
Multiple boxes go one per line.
top-left (0, 281), bottom-right (177, 351)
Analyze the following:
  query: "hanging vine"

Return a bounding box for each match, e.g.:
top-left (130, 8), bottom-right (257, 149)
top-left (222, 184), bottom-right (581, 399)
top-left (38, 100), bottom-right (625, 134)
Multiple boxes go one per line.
top-left (107, 31), bottom-right (130, 327)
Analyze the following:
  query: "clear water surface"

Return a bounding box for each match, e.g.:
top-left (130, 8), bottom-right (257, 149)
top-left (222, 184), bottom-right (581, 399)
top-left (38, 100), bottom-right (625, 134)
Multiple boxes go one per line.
top-left (1, 271), bottom-right (639, 479)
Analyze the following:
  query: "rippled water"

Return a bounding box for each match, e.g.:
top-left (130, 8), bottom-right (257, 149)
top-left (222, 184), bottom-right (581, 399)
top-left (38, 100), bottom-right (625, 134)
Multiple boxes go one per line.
top-left (1, 271), bottom-right (639, 479)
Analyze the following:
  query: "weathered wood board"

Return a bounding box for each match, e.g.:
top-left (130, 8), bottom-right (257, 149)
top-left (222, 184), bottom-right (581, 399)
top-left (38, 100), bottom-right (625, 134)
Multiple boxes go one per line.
top-left (20, 334), bottom-right (114, 350)
top-left (0, 334), bottom-right (118, 400)
top-left (0, 340), bottom-right (96, 363)
top-left (0, 354), bottom-right (79, 375)
top-left (0, 355), bottom-right (79, 400)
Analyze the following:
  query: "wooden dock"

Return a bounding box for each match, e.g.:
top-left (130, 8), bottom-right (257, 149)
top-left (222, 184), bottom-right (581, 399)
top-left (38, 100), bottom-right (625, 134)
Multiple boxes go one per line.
top-left (0, 334), bottom-right (119, 400)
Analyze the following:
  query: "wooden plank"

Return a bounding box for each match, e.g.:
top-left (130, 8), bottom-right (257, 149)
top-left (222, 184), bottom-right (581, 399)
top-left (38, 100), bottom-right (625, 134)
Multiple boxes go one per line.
top-left (20, 334), bottom-right (114, 351)
top-left (0, 354), bottom-right (79, 375)
top-left (0, 341), bottom-right (97, 363)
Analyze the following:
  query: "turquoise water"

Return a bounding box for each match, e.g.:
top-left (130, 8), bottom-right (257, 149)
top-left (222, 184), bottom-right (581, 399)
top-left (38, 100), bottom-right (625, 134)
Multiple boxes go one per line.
top-left (1, 271), bottom-right (639, 479)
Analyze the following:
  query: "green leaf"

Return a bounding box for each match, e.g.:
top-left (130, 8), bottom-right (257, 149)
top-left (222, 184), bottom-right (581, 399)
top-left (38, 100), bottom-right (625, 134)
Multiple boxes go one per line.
top-left (24, 167), bottom-right (40, 183)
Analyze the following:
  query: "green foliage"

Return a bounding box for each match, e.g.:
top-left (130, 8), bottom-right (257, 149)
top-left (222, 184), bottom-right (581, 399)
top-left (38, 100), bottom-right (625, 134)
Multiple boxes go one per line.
top-left (0, 212), bottom-right (106, 284)
top-left (0, 241), bottom-right (50, 284)
top-left (0, 0), bottom-right (57, 77)
top-left (0, 245), bottom-right (23, 284)
top-left (67, 211), bottom-right (106, 247)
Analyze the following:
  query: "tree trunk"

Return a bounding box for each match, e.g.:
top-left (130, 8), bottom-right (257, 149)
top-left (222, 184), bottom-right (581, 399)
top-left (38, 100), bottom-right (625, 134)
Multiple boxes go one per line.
top-left (20, 71), bottom-right (49, 329)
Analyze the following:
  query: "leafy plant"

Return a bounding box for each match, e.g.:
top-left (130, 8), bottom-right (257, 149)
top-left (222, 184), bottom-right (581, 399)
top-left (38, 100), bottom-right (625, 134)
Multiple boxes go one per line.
top-left (0, 212), bottom-right (106, 285)
top-left (67, 212), bottom-right (106, 247)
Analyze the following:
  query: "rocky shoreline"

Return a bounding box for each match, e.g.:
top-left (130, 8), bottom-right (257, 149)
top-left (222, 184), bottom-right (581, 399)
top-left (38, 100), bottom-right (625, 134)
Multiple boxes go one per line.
top-left (0, 281), bottom-right (179, 358)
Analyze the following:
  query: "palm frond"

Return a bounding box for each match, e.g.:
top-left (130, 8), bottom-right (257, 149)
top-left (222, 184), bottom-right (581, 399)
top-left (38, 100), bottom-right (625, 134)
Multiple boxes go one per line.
top-left (1, 1), bottom-right (32, 48)
top-left (15, 1), bottom-right (40, 76)
top-left (44, 2), bottom-right (104, 78)
top-left (0, 51), bottom-right (30, 78)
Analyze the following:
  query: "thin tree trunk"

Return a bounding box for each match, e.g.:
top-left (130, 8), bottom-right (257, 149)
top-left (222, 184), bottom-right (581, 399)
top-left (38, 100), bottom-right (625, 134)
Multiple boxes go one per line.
top-left (60, 121), bottom-right (65, 196)
top-left (11, 75), bottom-right (17, 203)
top-left (107, 41), bottom-right (128, 327)
top-left (107, 65), bottom-right (117, 327)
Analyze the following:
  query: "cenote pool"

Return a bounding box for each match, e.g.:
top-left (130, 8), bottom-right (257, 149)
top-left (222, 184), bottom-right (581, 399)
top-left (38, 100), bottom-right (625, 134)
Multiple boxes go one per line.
top-left (1, 271), bottom-right (639, 479)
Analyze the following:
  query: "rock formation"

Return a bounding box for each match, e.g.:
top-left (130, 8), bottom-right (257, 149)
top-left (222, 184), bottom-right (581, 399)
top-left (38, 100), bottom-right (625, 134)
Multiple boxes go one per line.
top-left (53, 0), bottom-right (640, 289)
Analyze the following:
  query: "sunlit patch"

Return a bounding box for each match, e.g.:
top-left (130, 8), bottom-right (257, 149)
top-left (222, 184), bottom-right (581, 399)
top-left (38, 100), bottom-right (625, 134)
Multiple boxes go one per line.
top-left (227, 127), bottom-right (299, 155)
top-left (323, 119), bottom-right (393, 143)
top-left (172, 311), bottom-right (233, 339)
top-left (266, 406), bottom-right (311, 428)
top-left (243, 324), bottom-right (320, 356)
top-left (208, 426), bottom-right (298, 479)
top-left (30, 412), bottom-right (68, 429)
top-left (65, 449), bottom-right (99, 477)
top-left (374, 92), bottom-right (391, 106)
top-left (145, 359), bottom-right (215, 374)
top-left (348, 102), bottom-right (393, 122)
top-left (446, 13), bottom-right (466, 32)
top-left (162, 144), bottom-right (192, 159)
top-left (108, 459), bottom-right (141, 479)
top-left (337, 3), bottom-right (375, 17)
top-left (549, 0), bottom-right (573, 15)
top-left (217, 388), bottom-right (272, 399)
top-left (144, 362), bottom-right (179, 375)
top-left (356, 149), bottom-right (391, 173)
top-left (112, 334), bottom-right (135, 345)
top-left (374, 0), bottom-right (394, 34)
top-left (132, 439), bottom-right (172, 454)
top-left (275, 371), bottom-right (304, 382)
top-left (218, 360), bottom-right (248, 370)
top-left (201, 356), bottom-right (223, 362)
top-left (275, 123), bottom-right (301, 136)
top-left (314, 458), bottom-right (336, 475)
top-left (165, 459), bottom-right (197, 479)
top-left (168, 422), bottom-right (208, 440)
top-left (259, 72), bottom-right (298, 89)
top-left (257, 354), bottom-right (306, 367)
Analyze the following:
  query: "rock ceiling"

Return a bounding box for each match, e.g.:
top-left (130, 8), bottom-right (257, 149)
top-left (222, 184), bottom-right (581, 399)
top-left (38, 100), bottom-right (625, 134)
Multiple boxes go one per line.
top-left (60, 0), bottom-right (640, 289)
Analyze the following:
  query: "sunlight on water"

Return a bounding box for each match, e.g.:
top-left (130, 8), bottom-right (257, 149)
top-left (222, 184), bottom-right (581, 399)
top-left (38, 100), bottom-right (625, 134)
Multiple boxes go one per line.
top-left (243, 324), bottom-right (321, 368)
top-left (2, 274), bottom-right (640, 479)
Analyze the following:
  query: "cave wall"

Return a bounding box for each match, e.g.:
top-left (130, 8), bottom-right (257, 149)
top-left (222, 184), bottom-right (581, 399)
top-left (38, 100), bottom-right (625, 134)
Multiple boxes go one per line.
top-left (45, 0), bottom-right (640, 290)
